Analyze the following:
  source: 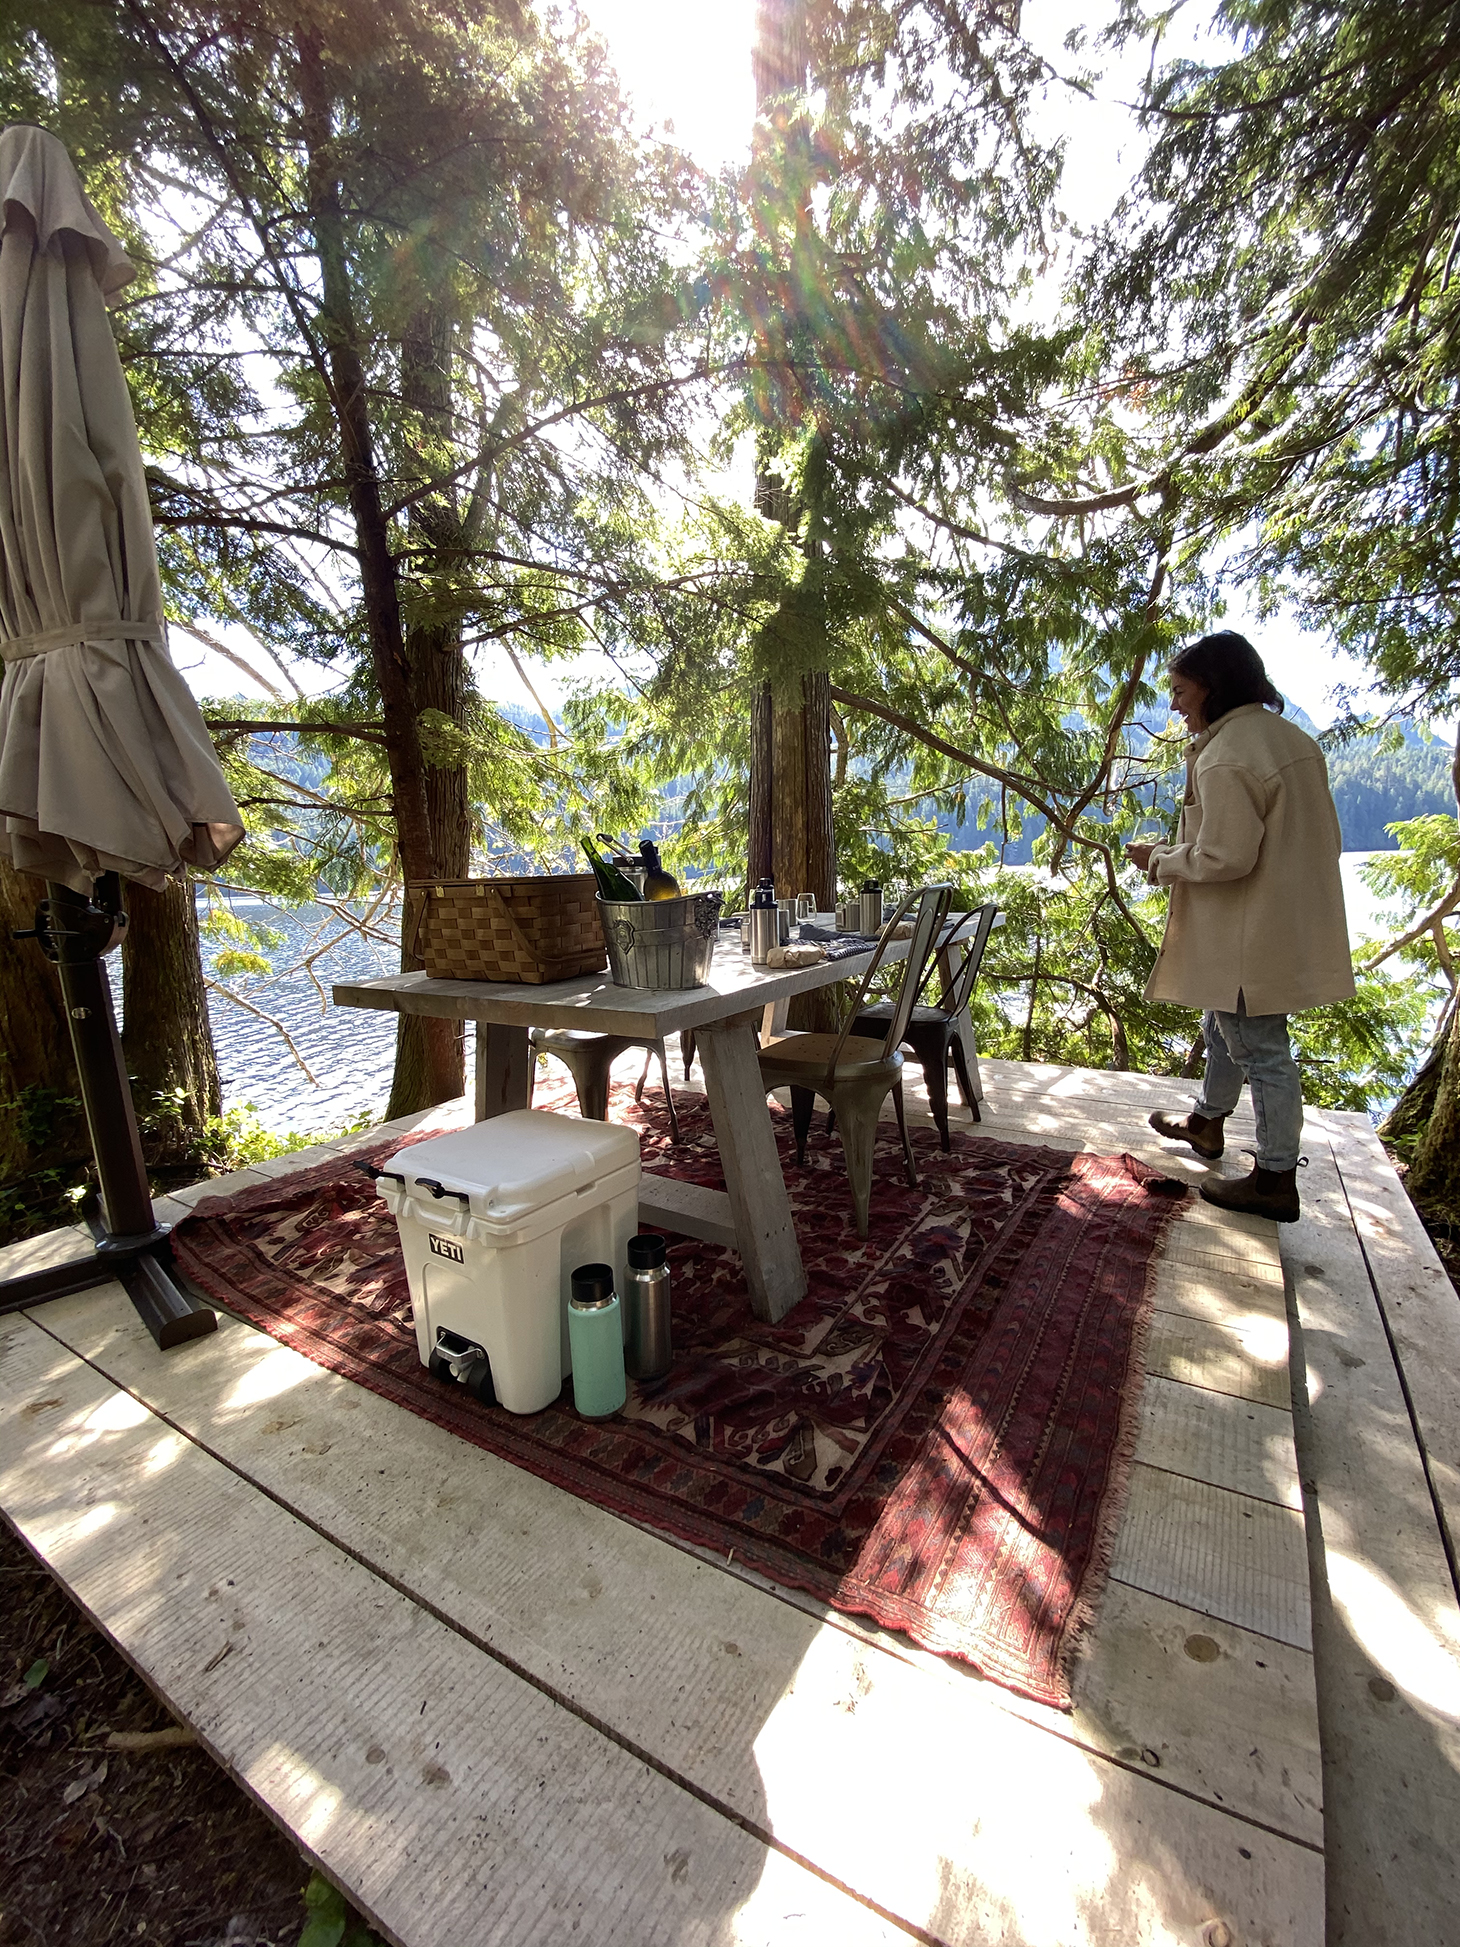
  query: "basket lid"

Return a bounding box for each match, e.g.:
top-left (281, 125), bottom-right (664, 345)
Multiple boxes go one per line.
top-left (384, 1110), bottom-right (639, 1223)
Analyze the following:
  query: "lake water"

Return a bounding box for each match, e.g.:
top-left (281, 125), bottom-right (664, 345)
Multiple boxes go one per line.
top-left (196, 857), bottom-right (1410, 1136)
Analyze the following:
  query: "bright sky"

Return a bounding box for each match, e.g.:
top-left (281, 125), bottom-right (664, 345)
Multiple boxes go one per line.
top-left (169, 1), bottom-right (1397, 733)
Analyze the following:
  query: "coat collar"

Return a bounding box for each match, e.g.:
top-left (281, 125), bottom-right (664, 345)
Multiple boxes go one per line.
top-left (1187, 701), bottom-right (1269, 758)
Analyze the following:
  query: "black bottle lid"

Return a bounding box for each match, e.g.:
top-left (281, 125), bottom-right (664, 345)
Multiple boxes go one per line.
top-left (627, 1232), bottom-right (668, 1270)
top-left (570, 1262), bottom-right (616, 1307)
top-left (860, 878), bottom-right (881, 892)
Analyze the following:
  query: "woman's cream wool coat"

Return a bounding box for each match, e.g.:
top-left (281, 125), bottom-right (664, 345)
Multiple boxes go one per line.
top-left (1144, 703), bottom-right (1355, 1017)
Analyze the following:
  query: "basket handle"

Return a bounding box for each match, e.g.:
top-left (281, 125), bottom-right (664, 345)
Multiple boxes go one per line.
top-left (481, 881), bottom-right (540, 966)
top-left (404, 886), bottom-right (429, 966)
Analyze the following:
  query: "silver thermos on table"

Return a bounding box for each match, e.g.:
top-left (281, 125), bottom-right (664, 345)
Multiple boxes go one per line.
top-left (749, 880), bottom-right (779, 965)
top-left (859, 879), bottom-right (884, 935)
top-left (624, 1233), bottom-right (673, 1380)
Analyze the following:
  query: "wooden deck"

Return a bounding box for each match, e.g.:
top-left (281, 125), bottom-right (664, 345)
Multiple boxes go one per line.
top-left (2, 1057), bottom-right (1458, 1945)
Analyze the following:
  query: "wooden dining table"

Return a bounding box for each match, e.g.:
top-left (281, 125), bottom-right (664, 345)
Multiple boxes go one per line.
top-left (333, 917), bottom-right (977, 1325)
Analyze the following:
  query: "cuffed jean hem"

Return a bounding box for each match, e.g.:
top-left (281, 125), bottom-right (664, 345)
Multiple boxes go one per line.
top-left (1193, 1001), bottom-right (1304, 1171)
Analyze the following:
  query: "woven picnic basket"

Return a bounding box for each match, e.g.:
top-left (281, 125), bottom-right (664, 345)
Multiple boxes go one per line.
top-left (406, 875), bottom-right (606, 984)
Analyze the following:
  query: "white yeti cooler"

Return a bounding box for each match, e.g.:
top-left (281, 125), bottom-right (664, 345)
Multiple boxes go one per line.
top-left (376, 1110), bottom-right (640, 1414)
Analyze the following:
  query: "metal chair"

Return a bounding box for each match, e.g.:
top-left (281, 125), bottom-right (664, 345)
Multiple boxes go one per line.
top-left (847, 901), bottom-right (998, 1149)
top-left (528, 1028), bottom-right (683, 1142)
top-left (757, 885), bottom-right (954, 1238)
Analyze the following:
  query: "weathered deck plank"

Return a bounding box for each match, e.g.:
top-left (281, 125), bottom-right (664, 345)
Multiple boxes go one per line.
top-left (4, 1297), bottom-right (1324, 1946)
top-left (1112, 1465), bottom-right (1312, 1648)
top-left (0, 1313), bottom-right (917, 1947)
top-left (1278, 1136), bottom-right (1460, 1943)
top-left (1325, 1110), bottom-right (1460, 1561)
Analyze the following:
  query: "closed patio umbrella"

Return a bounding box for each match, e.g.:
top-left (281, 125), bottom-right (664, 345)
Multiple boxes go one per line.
top-left (0, 123), bottom-right (245, 1345)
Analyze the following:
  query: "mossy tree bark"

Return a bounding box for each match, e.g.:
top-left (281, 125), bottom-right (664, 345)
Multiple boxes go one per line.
top-left (1385, 750), bottom-right (1460, 1217)
top-left (386, 302), bottom-right (471, 1118)
top-left (0, 856), bottom-right (86, 1187)
top-left (120, 873), bottom-right (222, 1168)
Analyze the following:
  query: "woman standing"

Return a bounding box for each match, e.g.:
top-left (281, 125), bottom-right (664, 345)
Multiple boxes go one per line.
top-left (1125, 632), bottom-right (1354, 1222)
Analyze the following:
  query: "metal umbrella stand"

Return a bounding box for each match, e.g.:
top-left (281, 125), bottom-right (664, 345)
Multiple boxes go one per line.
top-left (1, 873), bottom-right (216, 1346)
top-left (0, 125), bottom-right (247, 1347)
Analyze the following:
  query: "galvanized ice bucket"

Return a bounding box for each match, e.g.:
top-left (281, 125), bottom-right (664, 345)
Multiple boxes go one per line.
top-left (597, 890), bottom-right (723, 990)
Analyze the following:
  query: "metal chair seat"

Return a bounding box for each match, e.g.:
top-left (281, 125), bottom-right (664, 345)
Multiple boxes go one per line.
top-left (758, 1032), bottom-right (897, 1081)
top-left (529, 1025), bottom-right (682, 1143)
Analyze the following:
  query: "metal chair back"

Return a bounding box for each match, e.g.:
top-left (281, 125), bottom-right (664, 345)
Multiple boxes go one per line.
top-left (826, 884), bottom-right (954, 1075)
top-left (925, 901), bottom-right (999, 1019)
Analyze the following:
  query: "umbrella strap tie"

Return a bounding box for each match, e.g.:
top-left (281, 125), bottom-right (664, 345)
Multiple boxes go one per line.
top-left (1, 619), bottom-right (168, 663)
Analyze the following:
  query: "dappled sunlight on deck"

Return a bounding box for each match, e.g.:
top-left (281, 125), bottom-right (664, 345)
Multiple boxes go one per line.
top-left (1326, 1551), bottom-right (1460, 1716)
top-left (6, 1061), bottom-right (1458, 1941)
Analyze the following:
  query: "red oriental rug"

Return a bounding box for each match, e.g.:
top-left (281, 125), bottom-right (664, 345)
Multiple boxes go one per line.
top-left (172, 1081), bottom-right (1186, 1708)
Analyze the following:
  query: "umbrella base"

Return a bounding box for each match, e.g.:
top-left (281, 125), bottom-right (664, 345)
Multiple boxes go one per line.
top-left (3, 876), bottom-right (217, 1350)
top-left (0, 1228), bottom-right (217, 1349)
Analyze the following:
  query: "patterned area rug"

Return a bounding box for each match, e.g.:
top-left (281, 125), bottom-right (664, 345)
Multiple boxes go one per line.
top-left (172, 1080), bottom-right (1186, 1708)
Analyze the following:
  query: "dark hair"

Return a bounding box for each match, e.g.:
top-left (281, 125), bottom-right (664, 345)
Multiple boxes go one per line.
top-left (1169, 631), bottom-right (1283, 725)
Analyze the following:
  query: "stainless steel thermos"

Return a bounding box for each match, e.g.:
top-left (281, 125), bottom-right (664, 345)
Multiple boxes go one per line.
top-left (568, 1263), bottom-right (626, 1418)
top-left (623, 1233), bottom-right (672, 1380)
top-left (859, 879), bottom-right (884, 935)
top-left (749, 880), bottom-right (779, 965)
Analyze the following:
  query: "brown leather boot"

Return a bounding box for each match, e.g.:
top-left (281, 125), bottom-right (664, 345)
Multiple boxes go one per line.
top-left (1200, 1163), bottom-right (1301, 1223)
top-left (1148, 1108), bottom-right (1226, 1160)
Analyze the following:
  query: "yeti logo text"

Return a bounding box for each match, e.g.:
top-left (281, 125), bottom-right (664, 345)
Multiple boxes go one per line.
top-left (428, 1233), bottom-right (465, 1265)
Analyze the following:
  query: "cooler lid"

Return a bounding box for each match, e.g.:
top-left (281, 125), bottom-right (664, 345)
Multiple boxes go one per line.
top-left (384, 1109), bottom-right (639, 1224)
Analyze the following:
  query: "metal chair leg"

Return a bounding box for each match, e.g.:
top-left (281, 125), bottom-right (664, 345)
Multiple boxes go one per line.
top-left (891, 1078), bottom-right (918, 1186)
top-left (789, 1085), bottom-right (816, 1165)
top-left (950, 1028), bottom-right (980, 1122)
top-left (655, 1039), bottom-right (682, 1144)
top-left (906, 1022), bottom-right (953, 1151)
top-left (827, 1078), bottom-right (885, 1240)
top-left (559, 1041), bottom-right (618, 1120)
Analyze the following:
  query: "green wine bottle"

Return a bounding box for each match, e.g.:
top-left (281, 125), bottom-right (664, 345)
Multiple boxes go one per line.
top-left (582, 835), bottom-right (642, 901)
top-left (638, 838), bottom-right (681, 901)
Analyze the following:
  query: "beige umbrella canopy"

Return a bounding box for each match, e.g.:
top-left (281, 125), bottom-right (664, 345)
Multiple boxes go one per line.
top-left (0, 121), bottom-right (243, 892)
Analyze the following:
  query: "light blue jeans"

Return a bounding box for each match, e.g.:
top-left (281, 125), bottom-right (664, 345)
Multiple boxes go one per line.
top-left (1194, 1000), bottom-right (1304, 1171)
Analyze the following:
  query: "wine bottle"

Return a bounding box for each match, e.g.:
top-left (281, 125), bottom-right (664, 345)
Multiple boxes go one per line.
top-left (581, 835), bottom-right (642, 901)
top-left (638, 838), bottom-right (681, 901)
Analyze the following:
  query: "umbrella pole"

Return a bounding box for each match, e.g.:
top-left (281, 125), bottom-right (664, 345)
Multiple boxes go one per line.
top-left (0, 875), bottom-right (216, 1348)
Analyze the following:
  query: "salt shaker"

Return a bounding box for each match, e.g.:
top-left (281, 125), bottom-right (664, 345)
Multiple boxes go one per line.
top-left (568, 1263), bottom-right (626, 1418)
top-left (623, 1233), bottom-right (672, 1380)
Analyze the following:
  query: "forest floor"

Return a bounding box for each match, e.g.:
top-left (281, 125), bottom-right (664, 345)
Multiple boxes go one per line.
top-left (0, 1517), bottom-right (372, 1947)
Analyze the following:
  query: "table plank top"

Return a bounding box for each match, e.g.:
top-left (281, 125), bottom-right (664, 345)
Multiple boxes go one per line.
top-left (332, 921), bottom-right (910, 1037)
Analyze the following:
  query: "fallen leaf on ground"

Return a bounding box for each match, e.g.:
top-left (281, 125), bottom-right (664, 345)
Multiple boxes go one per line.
top-left (61, 1759), bottom-right (107, 1804)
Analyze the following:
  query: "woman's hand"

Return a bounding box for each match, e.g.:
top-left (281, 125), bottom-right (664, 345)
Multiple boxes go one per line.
top-left (1125, 842), bottom-right (1156, 872)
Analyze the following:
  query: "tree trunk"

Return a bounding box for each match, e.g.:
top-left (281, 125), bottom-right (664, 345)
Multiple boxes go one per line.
top-left (749, 680), bottom-right (773, 890)
top-left (1402, 1003), bottom-right (1460, 1215)
top-left (387, 304), bottom-right (471, 1117)
top-left (297, 33), bottom-right (461, 1114)
top-left (0, 856), bottom-right (86, 1184)
top-left (747, 1), bottom-right (836, 919)
top-left (1387, 745), bottom-right (1460, 1216)
top-left (121, 873), bottom-right (222, 1167)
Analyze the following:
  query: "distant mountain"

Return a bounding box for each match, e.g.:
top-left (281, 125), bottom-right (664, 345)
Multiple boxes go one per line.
top-left (1323, 731), bottom-right (1455, 850)
top-left (932, 704), bottom-right (1455, 862)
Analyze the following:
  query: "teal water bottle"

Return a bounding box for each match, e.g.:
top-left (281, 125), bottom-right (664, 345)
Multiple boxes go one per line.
top-left (568, 1263), bottom-right (627, 1419)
